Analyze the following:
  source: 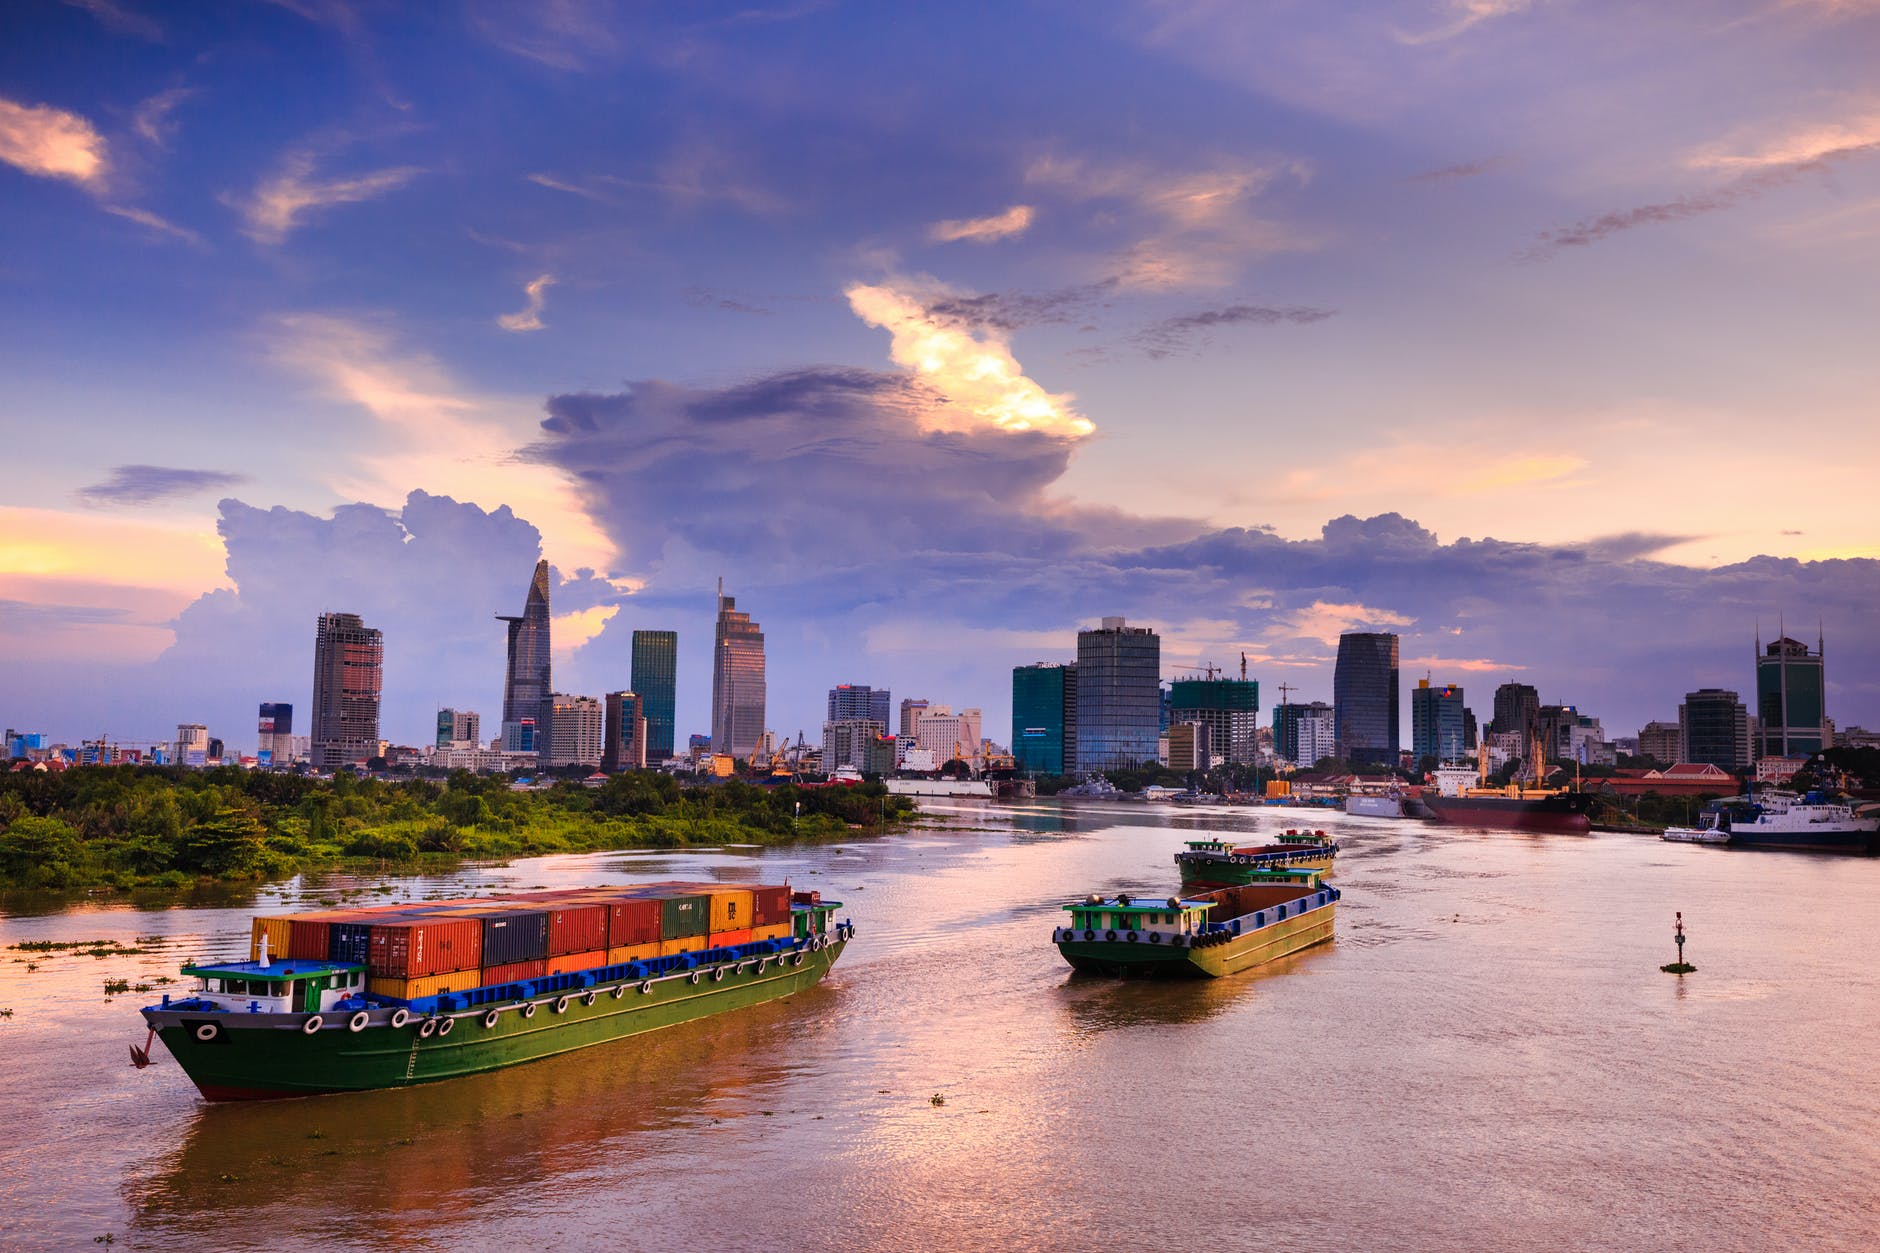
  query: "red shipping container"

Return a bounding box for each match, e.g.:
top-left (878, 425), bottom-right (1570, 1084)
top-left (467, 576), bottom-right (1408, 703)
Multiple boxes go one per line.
top-left (607, 899), bottom-right (663, 947)
top-left (368, 918), bottom-right (483, 978)
top-left (792, 890), bottom-right (821, 906)
top-left (709, 929), bottom-right (753, 948)
top-left (482, 958), bottom-right (546, 985)
top-left (286, 918), bottom-right (333, 961)
top-left (751, 886), bottom-right (792, 927)
top-left (546, 904), bottom-right (609, 956)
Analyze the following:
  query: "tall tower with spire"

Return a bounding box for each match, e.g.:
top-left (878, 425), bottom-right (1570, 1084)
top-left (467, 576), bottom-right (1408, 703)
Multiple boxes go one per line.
top-left (498, 559), bottom-right (553, 757)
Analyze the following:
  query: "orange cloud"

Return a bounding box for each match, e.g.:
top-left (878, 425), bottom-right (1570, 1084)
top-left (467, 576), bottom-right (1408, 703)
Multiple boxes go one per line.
top-left (0, 97), bottom-right (107, 186)
top-left (929, 204), bottom-right (1035, 243)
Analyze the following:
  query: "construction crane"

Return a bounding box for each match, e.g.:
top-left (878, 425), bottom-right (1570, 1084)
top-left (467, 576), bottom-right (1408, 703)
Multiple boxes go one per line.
top-left (1276, 682), bottom-right (1297, 706)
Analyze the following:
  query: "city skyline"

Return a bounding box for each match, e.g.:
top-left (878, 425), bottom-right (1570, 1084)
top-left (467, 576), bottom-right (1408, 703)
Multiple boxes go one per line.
top-left (4, 4), bottom-right (1880, 750)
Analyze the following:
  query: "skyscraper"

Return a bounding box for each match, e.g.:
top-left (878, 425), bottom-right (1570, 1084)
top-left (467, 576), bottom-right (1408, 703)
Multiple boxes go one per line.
top-left (1168, 675), bottom-right (1259, 765)
top-left (498, 559), bottom-right (553, 761)
top-left (1411, 680), bottom-right (1466, 763)
top-left (602, 691), bottom-right (647, 772)
top-left (1756, 630), bottom-right (1826, 759)
top-left (1074, 617), bottom-right (1161, 772)
top-left (435, 708), bottom-right (479, 748)
top-left (899, 698), bottom-right (930, 739)
top-left (1680, 688), bottom-right (1750, 771)
top-left (1489, 682), bottom-right (1540, 739)
top-left (827, 684), bottom-right (892, 726)
top-left (546, 694), bottom-right (604, 768)
top-left (711, 580), bottom-right (766, 759)
top-left (1333, 632), bottom-right (1399, 767)
top-left (1293, 701), bottom-right (1336, 769)
top-left (1012, 662), bottom-right (1077, 774)
top-left (630, 629), bottom-right (678, 762)
top-left (311, 611), bottom-right (383, 768)
top-left (258, 702), bottom-right (293, 765)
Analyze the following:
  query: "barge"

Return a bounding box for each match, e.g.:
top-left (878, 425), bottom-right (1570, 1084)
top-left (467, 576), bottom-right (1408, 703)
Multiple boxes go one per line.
top-left (1175, 832), bottom-right (1338, 891)
top-left (1053, 867), bottom-right (1338, 978)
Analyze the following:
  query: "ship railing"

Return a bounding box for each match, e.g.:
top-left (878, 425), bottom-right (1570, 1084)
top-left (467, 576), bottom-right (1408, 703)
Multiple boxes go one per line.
top-left (406, 935), bottom-right (810, 1014)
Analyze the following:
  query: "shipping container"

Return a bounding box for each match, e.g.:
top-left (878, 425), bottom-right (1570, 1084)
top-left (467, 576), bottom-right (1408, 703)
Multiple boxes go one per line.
top-left (368, 971), bottom-right (475, 1002)
top-left (249, 916), bottom-right (292, 963)
top-left (791, 890), bottom-right (822, 906)
top-left (481, 958), bottom-right (546, 985)
top-left (751, 886), bottom-right (792, 927)
top-left (661, 895), bottom-right (710, 938)
top-left (329, 921), bottom-right (376, 967)
top-left (708, 928), bottom-right (753, 949)
top-left (708, 888), bottom-right (755, 933)
top-left (368, 918), bottom-right (483, 978)
top-left (605, 941), bottom-right (662, 965)
top-left (546, 949), bottom-right (606, 976)
top-left (481, 911), bottom-right (549, 965)
top-left (658, 936), bottom-right (707, 956)
top-left (607, 899), bottom-right (663, 947)
top-left (286, 917), bottom-right (334, 962)
top-left (751, 922), bottom-right (793, 943)
top-left (547, 904), bottom-right (609, 956)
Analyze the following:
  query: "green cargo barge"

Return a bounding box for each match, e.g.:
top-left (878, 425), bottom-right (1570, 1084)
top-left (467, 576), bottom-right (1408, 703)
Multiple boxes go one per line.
top-left (1053, 868), bottom-right (1337, 979)
top-left (139, 893), bottom-right (849, 1101)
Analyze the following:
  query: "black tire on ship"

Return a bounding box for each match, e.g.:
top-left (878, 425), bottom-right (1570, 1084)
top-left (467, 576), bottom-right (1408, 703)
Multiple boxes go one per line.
top-left (1085, 929), bottom-right (1095, 941)
top-left (791, 953), bottom-right (803, 967)
top-left (522, 1002), bottom-right (537, 1019)
top-left (483, 1009), bottom-right (500, 1028)
top-left (347, 1010), bottom-right (370, 1033)
top-left (194, 1022), bottom-right (219, 1042)
top-left (581, 991), bottom-right (596, 1007)
top-left (1126, 931), bottom-right (1138, 944)
top-left (688, 972), bottom-right (701, 986)
top-left (712, 967), bottom-right (726, 983)
top-left (437, 1017), bottom-right (454, 1037)
top-left (611, 985), bottom-right (626, 999)
top-left (639, 980), bottom-right (654, 994)
top-left (553, 996), bottom-right (569, 1014)
top-left (418, 1018), bottom-right (437, 1039)
top-left (301, 1015), bottom-right (323, 1035)
top-left (1105, 930), bottom-right (1117, 942)
top-left (389, 1008), bottom-right (410, 1029)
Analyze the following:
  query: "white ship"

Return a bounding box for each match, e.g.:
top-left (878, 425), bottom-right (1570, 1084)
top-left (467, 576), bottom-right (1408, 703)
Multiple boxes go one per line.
top-left (1662, 790), bottom-right (1878, 854)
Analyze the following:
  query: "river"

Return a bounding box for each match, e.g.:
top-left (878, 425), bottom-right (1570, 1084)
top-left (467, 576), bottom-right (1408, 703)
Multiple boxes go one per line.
top-left (2, 799), bottom-right (1877, 1251)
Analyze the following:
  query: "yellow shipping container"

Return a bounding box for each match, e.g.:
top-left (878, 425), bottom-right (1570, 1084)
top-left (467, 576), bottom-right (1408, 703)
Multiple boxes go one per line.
top-left (751, 922), bottom-right (793, 943)
top-left (708, 888), bottom-right (755, 933)
top-left (249, 916), bottom-right (292, 963)
top-left (368, 972), bottom-right (474, 1001)
top-left (658, 936), bottom-right (706, 956)
top-left (606, 941), bottom-right (662, 964)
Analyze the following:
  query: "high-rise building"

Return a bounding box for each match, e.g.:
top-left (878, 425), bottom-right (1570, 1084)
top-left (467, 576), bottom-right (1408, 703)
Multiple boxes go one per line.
top-left (498, 560), bottom-right (553, 762)
top-left (602, 691), bottom-right (647, 772)
top-left (899, 698), bottom-right (930, 740)
top-left (258, 702), bottom-right (294, 765)
top-left (1536, 704), bottom-right (1580, 763)
top-left (545, 694), bottom-right (604, 768)
top-left (174, 723), bottom-right (209, 768)
top-left (1292, 702), bottom-right (1336, 769)
top-left (1679, 688), bottom-right (1750, 771)
top-left (311, 611), bottom-right (383, 769)
top-left (1489, 682), bottom-right (1540, 739)
top-left (1333, 632), bottom-right (1399, 767)
top-left (1756, 631), bottom-right (1826, 760)
top-left (711, 580), bottom-right (766, 759)
top-left (1168, 721), bottom-right (1209, 773)
top-left (1012, 662), bottom-right (1077, 774)
top-left (1637, 720), bottom-right (1681, 765)
top-left (913, 706), bottom-right (983, 766)
top-left (822, 718), bottom-right (888, 774)
top-left (828, 684), bottom-right (892, 726)
top-left (1167, 676), bottom-right (1259, 765)
top-left (1411, 680), bottom-right (1467, 763)
top-left (630, 629), bottom-right (678, 762)
top-left (1074, 617), bottom-right (1161, 772)
top-left (435, 708), bottom-right (479, 749)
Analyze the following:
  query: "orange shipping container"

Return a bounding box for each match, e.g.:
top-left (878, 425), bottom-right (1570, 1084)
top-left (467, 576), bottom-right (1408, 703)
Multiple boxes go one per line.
top-left (368, 971), bottom-right (475, 1002)
top-left (249, 916), bottom-right (291, 963)
top-left (546, 949), bottom-right (606, 976)
top-left (658, 936), bottom-right (706, 956)
top-left (368, 918), bottom-right (483, 978)
top-left (709, 928), bottom-right (753, 948)
top-left (605, 942), bottom-right (662, 964)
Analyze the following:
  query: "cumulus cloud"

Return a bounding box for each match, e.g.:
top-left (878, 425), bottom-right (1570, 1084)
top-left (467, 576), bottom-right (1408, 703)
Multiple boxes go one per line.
top-left (233, 148), bottom-right (421, 244)
top-left (929, 204), bottom-right (1035, 244)
top-left (77, 465), bottom-right (249, 506)
top-left (845, 279), bottom-right (1094, 436)
top-left (0, 97), bottom-right (108, 186)
top-left (498, 274), bottom-right (555, 332)
top-left (1132, 302), bottom-right (1336, 358)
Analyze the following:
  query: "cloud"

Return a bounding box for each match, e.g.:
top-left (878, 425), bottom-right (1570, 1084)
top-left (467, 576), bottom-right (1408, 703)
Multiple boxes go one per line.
top-left (1132, 302), bottom-right (1336, 358)
top-left (131, 87), bottom-right (194, 146)
top-left (1394, 0), bottom-right (1531, 45)
top-left (845, 279), bottom-right (1094, 436)
top-left (233, 148), bottom-right (421, 245)
top-left (929, 204), bottom-right (1035, 244)
top-left (77, 465), bottom-right (249, 506)
top-left (553, 604), bottom-right (618, 658)
top-left (1687, 113), bottom-right (1880, 171)
top-left (685, 287), bottom-right (773, 315)
top-left (101, 203), bottom-right (201, 245)
top-left (467, 0), bottom-right (623, 70)
top-left (497, 274), bottom-right (555, 332)
top-left (1282, 599), bottom-right (1417, 646)
top-left (61, 0), bottom-right (164, 41)
top-left (923, 280), bottom-right (1119, 333)
top-left (1406, 157), bottom-right (1506, 182)
top-left (0, 97), bottom-right (108, 187)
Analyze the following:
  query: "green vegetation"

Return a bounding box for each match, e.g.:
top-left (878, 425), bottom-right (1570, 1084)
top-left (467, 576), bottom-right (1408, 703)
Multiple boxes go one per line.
top-left (0, 766), bottom-right (915, 892)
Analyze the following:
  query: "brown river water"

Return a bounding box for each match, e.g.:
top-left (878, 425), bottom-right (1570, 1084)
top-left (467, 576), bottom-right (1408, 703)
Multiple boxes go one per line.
top-left (3, 799), bottom-right (1878, 1251)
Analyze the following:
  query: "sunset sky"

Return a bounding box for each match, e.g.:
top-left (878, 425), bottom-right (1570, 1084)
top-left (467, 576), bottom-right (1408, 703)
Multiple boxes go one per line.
top-left (3, 0), bottom-right (1878, 752)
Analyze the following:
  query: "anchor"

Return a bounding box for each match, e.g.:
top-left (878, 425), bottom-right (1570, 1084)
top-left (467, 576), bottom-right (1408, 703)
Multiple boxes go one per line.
top-left (129, 1027), bottom-right (156, 1069)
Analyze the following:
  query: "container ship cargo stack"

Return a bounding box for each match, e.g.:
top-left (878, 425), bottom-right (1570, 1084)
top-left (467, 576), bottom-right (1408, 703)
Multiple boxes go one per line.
top-left (144, 881), bottom-right (851, 1101)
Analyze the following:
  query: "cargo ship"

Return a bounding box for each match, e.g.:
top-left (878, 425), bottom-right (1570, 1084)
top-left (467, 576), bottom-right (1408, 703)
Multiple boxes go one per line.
top-left (1423, 757), bottom-right (1593, 834)
top-left (1175, 831), bottom-right (1338, 890)
top-left (1053, 866), bottom-right (1338, 978)
top-left (137, 882), bottom-right (850, 1101)
top-left (1662, 790), bottom-right (1879, 854)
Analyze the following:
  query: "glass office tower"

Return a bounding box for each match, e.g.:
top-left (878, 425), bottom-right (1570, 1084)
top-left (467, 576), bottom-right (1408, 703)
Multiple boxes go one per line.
top-left (630, 629), bottom-right (678, 761)
top-left (1333, 631), bottom-right (1400, 767)
top-left (1074, 618), bottom-right (1160, 772)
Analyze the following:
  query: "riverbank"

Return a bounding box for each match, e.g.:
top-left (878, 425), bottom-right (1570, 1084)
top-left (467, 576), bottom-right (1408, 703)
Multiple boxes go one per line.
top-left (0, 767), bottom-right (915, 893)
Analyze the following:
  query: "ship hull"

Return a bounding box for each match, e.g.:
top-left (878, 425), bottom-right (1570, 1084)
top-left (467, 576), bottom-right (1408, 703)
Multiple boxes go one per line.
top-left (1724, 828), bottom-right (1878, 855)
top-left (1344, 795), bottom-right (1406, 818)
top-left (1423, 793), bottom-right (1593, 833)
top-left (1177, 848), bottom-right (1336, 891)
top-left (1055, 896), bottom-right (1336, 979)
top-left (144, 940), bottom-right (846, 1101)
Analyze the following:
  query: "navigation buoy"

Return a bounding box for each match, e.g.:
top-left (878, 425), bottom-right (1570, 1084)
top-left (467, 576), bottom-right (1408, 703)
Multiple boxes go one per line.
top-left (1661, 910), bottom-right (1696, 974)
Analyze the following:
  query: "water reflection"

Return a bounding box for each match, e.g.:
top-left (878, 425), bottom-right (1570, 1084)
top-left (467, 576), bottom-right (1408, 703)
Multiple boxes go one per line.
top-left (1053, 943), bottom-right (1334, 1033)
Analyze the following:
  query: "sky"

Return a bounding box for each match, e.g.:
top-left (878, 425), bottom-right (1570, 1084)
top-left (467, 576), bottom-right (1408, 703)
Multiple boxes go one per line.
top-left (2, 0), bottom-right (1878, 755)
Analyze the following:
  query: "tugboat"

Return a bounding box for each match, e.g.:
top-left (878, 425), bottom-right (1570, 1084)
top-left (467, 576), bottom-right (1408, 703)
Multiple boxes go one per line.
top-left (1052, 867), bottom-right (1338, 978)
top-left (1663, 790), bottom-right (1878, 854)
top-left (1175, 831), bottom-right (1338, 890)
top-left (135, 884), bottom-right (851, 1101)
